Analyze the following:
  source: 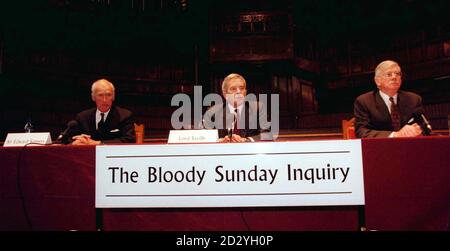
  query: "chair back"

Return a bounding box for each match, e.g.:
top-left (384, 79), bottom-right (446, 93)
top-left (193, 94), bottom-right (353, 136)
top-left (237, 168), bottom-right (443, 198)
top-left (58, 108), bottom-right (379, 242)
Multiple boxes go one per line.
top-left (342, 118), bottom-right (356, 139)
top-left (134, 123), bottom-right (145, 144)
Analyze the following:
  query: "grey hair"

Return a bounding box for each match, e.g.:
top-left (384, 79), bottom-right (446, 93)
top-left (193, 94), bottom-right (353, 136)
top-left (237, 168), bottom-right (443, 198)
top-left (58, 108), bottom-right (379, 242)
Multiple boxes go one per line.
top-left (374, 60), bottom-right (400, 77)
top-left (222, 73), bottom-right (247, 91)
top-left (91, 79), bottom-right (115, 98)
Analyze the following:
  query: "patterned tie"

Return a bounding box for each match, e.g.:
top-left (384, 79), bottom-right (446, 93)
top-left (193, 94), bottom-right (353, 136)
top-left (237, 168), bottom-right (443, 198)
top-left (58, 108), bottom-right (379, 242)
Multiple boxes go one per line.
top-left (389, 97), bottom-right (401, 131)
top-left (233, 109), bottom-right (240, 135)
top-left (98, 113), bottom-right (105, 132)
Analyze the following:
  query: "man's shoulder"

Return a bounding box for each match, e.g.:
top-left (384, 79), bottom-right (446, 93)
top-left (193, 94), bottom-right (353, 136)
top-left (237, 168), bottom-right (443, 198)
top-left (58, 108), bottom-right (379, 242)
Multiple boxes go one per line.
top-left (205, 103), bottom-right (224, 114)
top-left (398, 90), bottom-right (421, 100)
top-left (113, 106), bottom-right (133, 115)
top-left (247, 100), bottom-right (262, 109)
top-left (77, 107), bottom-right (96, 118)
top-left (355, 90), bottom-right (377, 102)
top-left (110, 106), bottom-right (134, 121)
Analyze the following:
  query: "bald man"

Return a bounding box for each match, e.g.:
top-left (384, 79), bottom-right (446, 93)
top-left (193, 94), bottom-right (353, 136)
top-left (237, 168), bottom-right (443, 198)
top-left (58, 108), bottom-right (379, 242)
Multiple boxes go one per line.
top-left (70, 79), bottom-right (135, 145)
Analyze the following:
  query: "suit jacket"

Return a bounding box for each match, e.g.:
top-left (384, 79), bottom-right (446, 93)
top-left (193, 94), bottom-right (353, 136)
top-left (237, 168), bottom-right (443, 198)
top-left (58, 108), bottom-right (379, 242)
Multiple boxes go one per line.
top-left (202, 100), bottom-right (272, 141)
top-left (354, 90), bottom-right (423, 138)
top-left (72, 105), bottom-right (135, 143)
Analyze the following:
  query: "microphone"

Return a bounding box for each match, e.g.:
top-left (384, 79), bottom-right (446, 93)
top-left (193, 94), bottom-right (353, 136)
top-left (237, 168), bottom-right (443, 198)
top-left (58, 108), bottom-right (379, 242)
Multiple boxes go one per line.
top-left (408, 108), bottom-right (432, 136)
top-left (420, 113), bottom-right (432, 135)
top-left (227, 127), bottom-right (233, 139)
top-left (229, 109), bottom-right (239, 139)
top-left (56, 120), bottom-right (78, 144)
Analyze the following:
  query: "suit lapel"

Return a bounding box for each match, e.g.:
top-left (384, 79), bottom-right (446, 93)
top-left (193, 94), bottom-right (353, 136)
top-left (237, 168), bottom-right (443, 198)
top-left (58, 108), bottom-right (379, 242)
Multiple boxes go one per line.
top-left (243, 102), bottom-right (249, 135)
top-left (397, 91), bottom-right (408, 125)
top-left (85, 108), bottom-right (100, 139)
top-left (375, 91), bottom-right (390, 121)
top-left (104, 106), bottom-right (116, 130)
top-left (222, 103), bottom-right (231, 130)
top-left (89, 109), bottom-right (97, 134)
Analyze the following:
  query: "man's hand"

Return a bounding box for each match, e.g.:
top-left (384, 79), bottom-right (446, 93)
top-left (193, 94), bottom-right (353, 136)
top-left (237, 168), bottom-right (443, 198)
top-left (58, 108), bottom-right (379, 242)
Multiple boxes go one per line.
top-left (393, 123), bottom-right (422, 138)
top-left (72, 134), bottom-right (101, 145)
top-left (218, 135), bottom-right (247, 143)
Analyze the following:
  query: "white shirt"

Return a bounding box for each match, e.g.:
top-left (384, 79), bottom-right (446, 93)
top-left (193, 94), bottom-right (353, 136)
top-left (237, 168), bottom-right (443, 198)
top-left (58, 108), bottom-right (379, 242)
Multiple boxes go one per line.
top-left (227, 103), bottom-right (243, 116)
top-left (226, 103), bottom-right (254, 142)
top-left (378, 91), bottom-right (398, 137)
top-left (95, 109), bottom-right (110, 130)
top-left (227, 103), bottom-right (243, 128)
top-left (378, 90), bottom-right (398, 114)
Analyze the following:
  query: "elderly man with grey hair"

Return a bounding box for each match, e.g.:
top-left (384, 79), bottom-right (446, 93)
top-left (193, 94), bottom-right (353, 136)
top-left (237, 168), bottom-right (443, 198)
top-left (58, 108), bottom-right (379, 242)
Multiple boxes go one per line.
top-left (354, 60), bottom-right (424, 138)
top-left (202, 73), bottom-right (272, 143)
top-left (68, 79), bottom-right (135, 145)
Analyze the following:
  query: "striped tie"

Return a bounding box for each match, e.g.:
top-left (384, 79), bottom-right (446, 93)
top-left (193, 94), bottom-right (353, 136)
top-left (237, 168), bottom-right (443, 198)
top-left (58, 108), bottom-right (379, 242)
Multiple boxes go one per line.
top-left (389, 97), bottom-right (401, 131)
top-left (233, 109), bottom-right (240, 135)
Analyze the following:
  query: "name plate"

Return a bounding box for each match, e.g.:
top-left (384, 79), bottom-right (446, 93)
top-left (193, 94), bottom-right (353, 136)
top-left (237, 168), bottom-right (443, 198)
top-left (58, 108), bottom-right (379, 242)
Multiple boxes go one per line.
top-left (96, 140), bottom-right (365, 208)
top-left (3, 132), bottom-right (52, 147)
top-left (168, 129), bottom-right (218, 144)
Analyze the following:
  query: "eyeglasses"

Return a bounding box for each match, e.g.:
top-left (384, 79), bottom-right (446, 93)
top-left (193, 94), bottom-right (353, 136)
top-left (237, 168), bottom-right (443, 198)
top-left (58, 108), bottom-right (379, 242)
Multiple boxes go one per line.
top-left (381, 72), bottom-right (402, 78)
top-left (227, 86), bottom-right (246, 93)
top-left (95, 92), bottom-right (114, 99)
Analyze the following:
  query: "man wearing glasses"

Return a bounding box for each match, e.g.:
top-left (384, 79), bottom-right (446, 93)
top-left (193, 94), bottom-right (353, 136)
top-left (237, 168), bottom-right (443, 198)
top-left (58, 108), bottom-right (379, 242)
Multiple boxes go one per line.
top-left (202, 73), bottom-right (272, 143)
top-left (354, 60), bottom-right (424, 138)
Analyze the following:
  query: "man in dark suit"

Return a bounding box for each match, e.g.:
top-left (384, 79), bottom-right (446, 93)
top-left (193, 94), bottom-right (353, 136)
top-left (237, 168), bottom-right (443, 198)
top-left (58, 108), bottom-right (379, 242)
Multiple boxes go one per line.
top-left (354, 60), bottom-right (423, 138)
top-left (203, 73), bottom-right (272, 142)
top-left (70, 79), bottom-right (135, 145)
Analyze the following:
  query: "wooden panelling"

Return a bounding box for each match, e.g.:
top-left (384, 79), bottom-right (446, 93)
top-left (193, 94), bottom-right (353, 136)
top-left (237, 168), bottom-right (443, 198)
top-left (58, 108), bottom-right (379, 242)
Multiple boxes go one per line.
top-left (424, 43), bottom-right (441, 60)
top-left (2, 1), bottom-right (449, 140)
top-left (444, 41), bottom-right (450, 56)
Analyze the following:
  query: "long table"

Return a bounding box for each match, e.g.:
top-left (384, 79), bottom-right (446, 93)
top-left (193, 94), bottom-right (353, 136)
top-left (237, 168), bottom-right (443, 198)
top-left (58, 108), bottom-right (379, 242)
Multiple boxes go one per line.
top-left (1, 137), bottom-right (449, 230)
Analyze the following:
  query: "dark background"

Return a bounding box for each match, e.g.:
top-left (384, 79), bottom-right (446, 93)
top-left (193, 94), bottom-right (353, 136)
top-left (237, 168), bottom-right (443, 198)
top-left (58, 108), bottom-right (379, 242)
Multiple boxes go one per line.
top-left (1, 0), bottom-right (449, 140)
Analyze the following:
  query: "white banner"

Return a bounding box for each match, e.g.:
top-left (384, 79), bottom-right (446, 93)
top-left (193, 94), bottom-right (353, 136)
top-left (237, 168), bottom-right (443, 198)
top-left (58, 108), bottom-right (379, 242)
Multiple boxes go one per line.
top-left (96, 140), bottom-right (365, 208)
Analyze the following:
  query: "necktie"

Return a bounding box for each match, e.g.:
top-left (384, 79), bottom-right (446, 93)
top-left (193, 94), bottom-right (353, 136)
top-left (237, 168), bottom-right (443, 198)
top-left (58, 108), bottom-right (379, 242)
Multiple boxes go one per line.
top-left (389, 97), bottom-right (401, 131)
top-left (98, 113), bottom-right (105, 132)
top-left (233, 109), bottom-right (240, 135)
